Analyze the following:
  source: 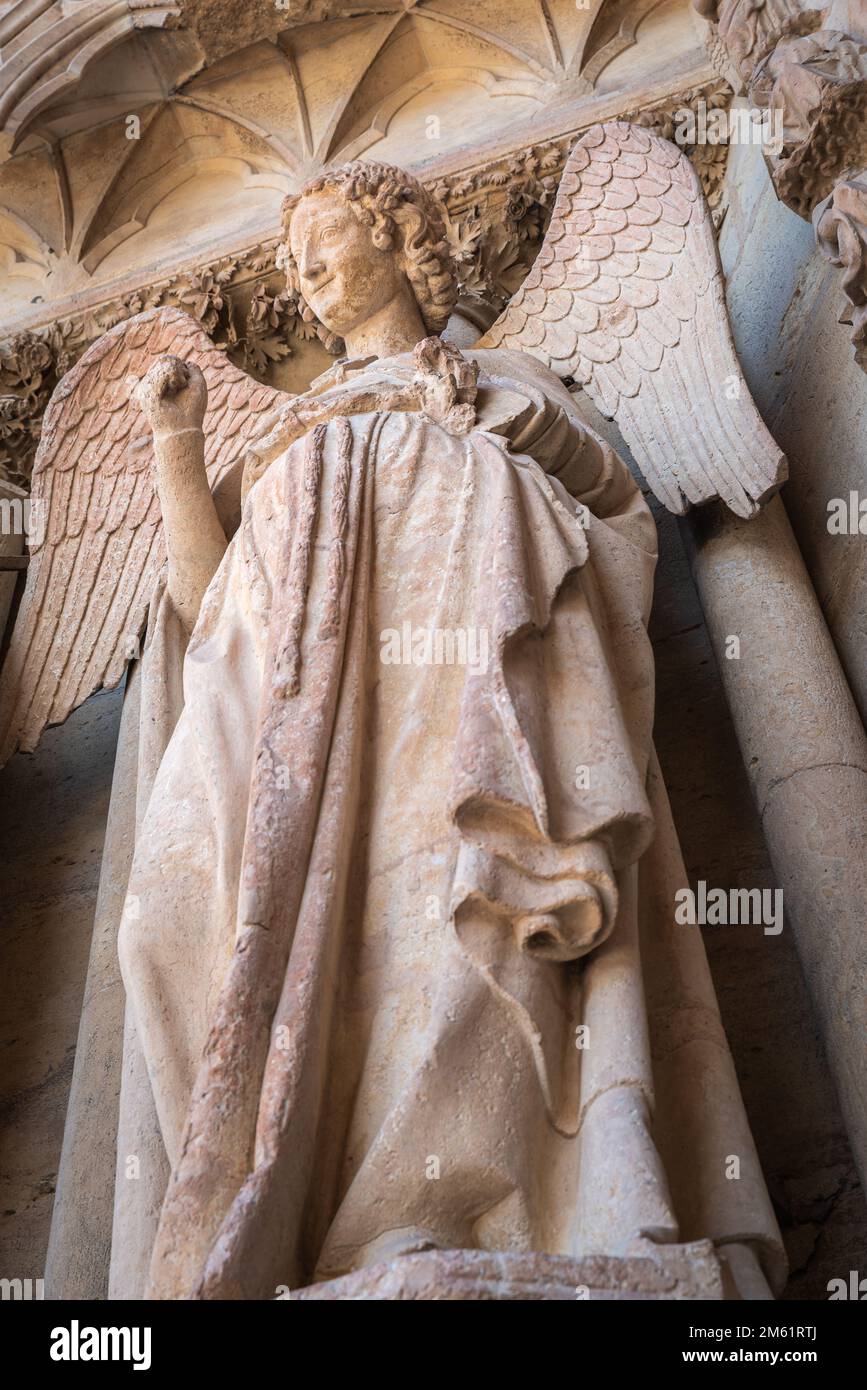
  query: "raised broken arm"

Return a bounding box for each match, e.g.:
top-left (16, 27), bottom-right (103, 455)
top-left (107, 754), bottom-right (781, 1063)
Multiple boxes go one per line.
top-left (134, 355), bottom-right (228, 633)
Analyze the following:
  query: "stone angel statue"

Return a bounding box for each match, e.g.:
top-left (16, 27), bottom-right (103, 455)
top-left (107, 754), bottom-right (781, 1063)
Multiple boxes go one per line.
top-left (0, 123), bottom-right (788, 1301)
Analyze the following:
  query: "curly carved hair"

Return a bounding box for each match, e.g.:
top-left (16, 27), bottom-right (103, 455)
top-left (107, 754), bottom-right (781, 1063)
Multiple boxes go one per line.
top-left (279, 160), bottom-right (458, 354)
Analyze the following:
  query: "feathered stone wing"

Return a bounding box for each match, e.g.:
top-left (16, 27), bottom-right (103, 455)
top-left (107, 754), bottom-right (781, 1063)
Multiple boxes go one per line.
top-left (0, 307), bottom-right (286, 763)
top-left (478, 121), bottom-right (786, 518)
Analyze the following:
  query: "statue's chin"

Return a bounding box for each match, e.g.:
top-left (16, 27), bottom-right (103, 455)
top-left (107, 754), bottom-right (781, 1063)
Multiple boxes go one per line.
top-left (310, 305), bottom-right (339, 333)
top-left (316, 313), bottom-right (353, 349)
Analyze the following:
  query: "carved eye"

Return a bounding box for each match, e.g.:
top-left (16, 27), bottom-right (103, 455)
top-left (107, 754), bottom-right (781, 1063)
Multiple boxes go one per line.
top-left (320, 225), bottom-right (339, 243)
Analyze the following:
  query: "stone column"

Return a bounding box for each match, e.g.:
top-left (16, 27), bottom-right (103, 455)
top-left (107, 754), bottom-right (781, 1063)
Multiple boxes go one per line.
top-left (43, 667), bottom-right (140, 1299)
top-left (680, 495), bottom-right (867, 1188)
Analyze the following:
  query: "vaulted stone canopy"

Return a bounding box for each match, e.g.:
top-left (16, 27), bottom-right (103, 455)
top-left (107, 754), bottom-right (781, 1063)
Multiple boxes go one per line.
top-left (0, 0), bottom-right (712, 323)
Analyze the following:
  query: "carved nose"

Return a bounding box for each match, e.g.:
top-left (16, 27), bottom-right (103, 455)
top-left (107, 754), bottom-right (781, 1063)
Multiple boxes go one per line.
top-left (301, 255), bottom-right (326, 284)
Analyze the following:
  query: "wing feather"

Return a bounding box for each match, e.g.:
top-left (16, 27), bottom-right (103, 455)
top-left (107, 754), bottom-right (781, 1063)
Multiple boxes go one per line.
top-left (478, 120), bottom-right (786, 517)
top-left (0, 307), bottom-right (289, 762)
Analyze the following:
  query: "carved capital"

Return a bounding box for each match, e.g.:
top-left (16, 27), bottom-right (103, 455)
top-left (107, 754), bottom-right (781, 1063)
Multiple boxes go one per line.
top-left (694, 3), bottom-right (867, 213)
top-left (696, 0), bottom-right (867, 367)
top-left (693, 0), bottom-right (820, 93)
top-left (814, 172), bottom-right (867, 367)
top-left (749, 28), bottom-right (867, 214)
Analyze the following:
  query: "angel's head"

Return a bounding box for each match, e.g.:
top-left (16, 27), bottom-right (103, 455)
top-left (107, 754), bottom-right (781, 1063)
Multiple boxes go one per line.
top-left (279, 161), bottom-right (458, 358)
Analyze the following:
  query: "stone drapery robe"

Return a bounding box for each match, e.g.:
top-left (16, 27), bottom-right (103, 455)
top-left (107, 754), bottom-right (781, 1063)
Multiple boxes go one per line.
top-left (110, 348), bottom-right (785, 1298)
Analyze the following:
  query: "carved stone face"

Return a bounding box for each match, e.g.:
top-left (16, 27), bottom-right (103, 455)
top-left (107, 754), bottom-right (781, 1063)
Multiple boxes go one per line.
top-left (288, 187), bottom-right (408, 341)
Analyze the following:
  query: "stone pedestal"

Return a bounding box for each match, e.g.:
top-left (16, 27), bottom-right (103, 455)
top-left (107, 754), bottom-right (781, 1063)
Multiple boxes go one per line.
top-left (294, 1243), bottom-right (730, 1301)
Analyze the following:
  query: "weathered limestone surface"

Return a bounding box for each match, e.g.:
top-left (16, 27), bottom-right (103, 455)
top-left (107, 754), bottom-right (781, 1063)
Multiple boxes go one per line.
top-left (694, 145), bottom-right (867, 1205)
top-left (293, 1243), bottom-right (728, 1300)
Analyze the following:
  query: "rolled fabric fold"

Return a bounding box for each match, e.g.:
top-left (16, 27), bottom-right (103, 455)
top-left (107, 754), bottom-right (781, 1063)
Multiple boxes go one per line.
top-left (452, 835), bottom-right (618, 963)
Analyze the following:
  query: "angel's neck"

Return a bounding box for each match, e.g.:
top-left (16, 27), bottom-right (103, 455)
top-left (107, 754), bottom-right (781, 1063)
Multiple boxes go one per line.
top-left (342, 286), bottom-right (426, 361)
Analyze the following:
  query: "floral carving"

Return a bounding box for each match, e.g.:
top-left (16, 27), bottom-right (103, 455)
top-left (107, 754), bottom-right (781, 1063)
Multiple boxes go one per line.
top-left (0, 335), bottom-right (56, 488)
top-left (177, 261), bottom-right (238, 345)
top-left (240, 285), bottom-right (296, 374)
top-left (439, 148), bottom-right (561, 314)
top-left (457, 223), bottom-right (528, 311)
